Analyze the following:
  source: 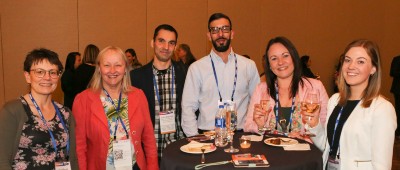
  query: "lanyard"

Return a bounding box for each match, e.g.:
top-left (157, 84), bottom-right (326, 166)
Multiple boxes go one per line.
top-left (153, 66), bottom-right (175, 110)
top-left (210, 54), bottom-right (238, 101)
top-left (274, 83), bottom-right (296, 132)
top-left (28, 93), bottom-right (70, 160)
top-left (103, 89), bottom-right (129, 140)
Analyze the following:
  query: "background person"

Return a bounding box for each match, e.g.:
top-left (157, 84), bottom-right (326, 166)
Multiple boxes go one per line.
top-left (72, 44), bottom-right (99, 101)
top-left (307, 40), bottom-right (397, 169)
top-left (300, 55), bottom-right (319, 79)
top-left (61, 52), bottom-right (81, 109)
top-left (175, 43), bottom-right (196, 71)
top-left (0, 48), bottom-right (78, 169)
top-left (125, 48), bottom-right (142, 70)
top-left (390, 55), bottom-right (400, 138)
top-left (73, 46), bottom-right (158, 170)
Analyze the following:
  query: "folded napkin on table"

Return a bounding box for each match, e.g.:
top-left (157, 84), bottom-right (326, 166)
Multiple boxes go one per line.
top-left (283, 143), bottom-right (310, 151)
top-left (183, 141), bottom-right (215, 152)
top-left (242, 135), bottom-right (263, 142)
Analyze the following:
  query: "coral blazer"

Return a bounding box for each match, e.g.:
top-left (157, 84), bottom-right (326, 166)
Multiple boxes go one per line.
top-left (72, 87), bottom-right (158, 170)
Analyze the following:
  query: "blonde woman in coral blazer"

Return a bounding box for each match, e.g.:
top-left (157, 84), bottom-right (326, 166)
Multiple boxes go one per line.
top-left (73, 46), bottom-right (158, 170)
top-left (307, 40), bottom-right (397, 170)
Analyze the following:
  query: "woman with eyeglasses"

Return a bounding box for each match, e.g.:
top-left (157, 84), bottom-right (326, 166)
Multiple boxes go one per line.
top-left (0, 48), bottom-right (78, 169)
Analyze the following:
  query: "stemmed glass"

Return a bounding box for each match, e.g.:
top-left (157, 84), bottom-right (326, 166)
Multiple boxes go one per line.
top-left (257, 88), bottom-right (271, 134)
top-left (224, 102), bottom-right (239, 153)
top-left (301, 88), bottom-right (320, 137)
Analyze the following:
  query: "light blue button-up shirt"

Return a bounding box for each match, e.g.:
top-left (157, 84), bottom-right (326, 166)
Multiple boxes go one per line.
top-left (181, 49), bottom-right (260, 137)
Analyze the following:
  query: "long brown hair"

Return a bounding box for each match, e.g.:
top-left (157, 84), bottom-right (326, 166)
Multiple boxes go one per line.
top-left (337, 39), bottom-right (381, 107)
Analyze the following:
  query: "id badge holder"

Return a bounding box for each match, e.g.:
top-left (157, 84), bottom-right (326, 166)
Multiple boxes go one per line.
top-left (159, 110), bottom-right (176, 134)
top-left (55, 161), bottom-right (71, 170)
top-left (218, 100), bottom-right (232, 108)
top-left (327, 156), bottom-right (340, 170)
top-left (113, 139), bottom-right (133, 170)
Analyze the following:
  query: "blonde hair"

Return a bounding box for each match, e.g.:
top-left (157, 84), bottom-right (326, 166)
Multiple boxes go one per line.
top-left (89, 46), bottom-right (132, 93)
top-left (337, 39), bottom-right (381, 107)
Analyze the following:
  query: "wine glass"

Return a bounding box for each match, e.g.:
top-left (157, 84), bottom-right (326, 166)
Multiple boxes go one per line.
top-left (301, 88), bottom-right (320, 137)
top-left (258, 88), bottom-right (271, 134)
top-left (224, 102), bottom-right (239, 153)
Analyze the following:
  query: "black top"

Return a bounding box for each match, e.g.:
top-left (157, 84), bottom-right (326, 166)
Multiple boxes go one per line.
top-left (327, 100), bottom-right (360, 157)
top-left (61, 69), bottom-right (74, 109)
top-left (72, 63), bottom-right (95, 102)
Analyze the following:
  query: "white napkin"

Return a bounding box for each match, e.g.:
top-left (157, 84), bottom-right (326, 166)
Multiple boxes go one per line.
top-left (242, 135), bottom-right (263, 142)
top-left (283, 143), bottom-right (311, 151)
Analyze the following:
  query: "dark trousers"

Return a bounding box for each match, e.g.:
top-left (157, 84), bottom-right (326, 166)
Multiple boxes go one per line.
top-left (395, 94), bottom-right (400, 136)
top-left (133, 163), bottom-right (140, 170)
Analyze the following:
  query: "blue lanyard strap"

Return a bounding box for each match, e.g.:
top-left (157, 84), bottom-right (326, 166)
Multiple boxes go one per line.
top-left (28, 93), bottom-right (70, 160)
top-left (274, 83), bottom-right (296, 132)
top-left (210, 54), bottom-right (238, 101)
top-left (153, 66), bottom-right (175, 110)
top-left (103, 89), bottom-right (129, 140)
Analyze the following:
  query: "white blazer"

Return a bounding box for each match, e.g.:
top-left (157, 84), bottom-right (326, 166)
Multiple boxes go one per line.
top-left (310, 93), bottom-right (397, 170)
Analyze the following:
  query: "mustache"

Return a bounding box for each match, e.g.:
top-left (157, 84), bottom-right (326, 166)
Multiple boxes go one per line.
top-left (216, 37), bottom-right (227, 41)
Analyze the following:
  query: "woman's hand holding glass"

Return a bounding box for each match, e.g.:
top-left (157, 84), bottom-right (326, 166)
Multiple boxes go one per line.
top-left (300, 88), bottom-right (320, 137)
top-left (254, 89), bottom-right (272, 134)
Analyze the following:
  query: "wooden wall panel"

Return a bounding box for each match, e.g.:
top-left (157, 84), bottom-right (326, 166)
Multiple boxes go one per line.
top-left (1, 0), bottom-right (78, 104)
top-left (78, 0), bottom-right (147, 63)
top-left (146, 0), bottom-right (208, 62)
top-left (0, 0), bottom-right (4, 106)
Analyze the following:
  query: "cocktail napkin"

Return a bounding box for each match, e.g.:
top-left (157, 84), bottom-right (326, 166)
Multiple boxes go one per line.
top-left (283, 143), bottom-right (310, 151)
top-left (242, 135), bottom-right (263, 142)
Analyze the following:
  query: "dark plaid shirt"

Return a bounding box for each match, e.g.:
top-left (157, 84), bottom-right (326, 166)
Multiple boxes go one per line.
top-left (152, 65), bottom-right (184, 158)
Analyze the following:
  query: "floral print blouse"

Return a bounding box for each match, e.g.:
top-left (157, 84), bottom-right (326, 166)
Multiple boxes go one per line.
top-left (12, 97), bottom-right (70, 170)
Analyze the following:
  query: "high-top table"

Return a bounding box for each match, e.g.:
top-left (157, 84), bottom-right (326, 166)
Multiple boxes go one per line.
top-left (160, 132), bottom-right (323, 170)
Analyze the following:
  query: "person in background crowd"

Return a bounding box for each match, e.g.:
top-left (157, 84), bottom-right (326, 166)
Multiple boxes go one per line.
top-left (175, 43), bottom-right (196, 71)
top-left (306, 39), bottom-right (397, 169)
top-left (61, 52), bottom-right (81, 109)
top-left (130, 24), bottom-right (186, 161)
top-left (242, 54), bottom-right (250, 59)
top-left (390, 55), bottom-right (400, 138)
top-left (72, 44), bottom-right (99, 100)
top-left (301, 55), bottom-right (319, 79)
top-left (0, 48), bottom-right (78, 169)
top-left (125, 48), bottom-right (142, 70)
top-left (244, 36), bottom-right (329, 138)
top-left (181, 13), bottom-right (260, 137)
top-left (73, 46), bottom-right (158, 170)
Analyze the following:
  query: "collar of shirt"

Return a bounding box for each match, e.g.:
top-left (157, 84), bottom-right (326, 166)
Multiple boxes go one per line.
top-left (152, 65), bottom-right (172, 75)
top-left (210, 48), bottom-right (236, 62)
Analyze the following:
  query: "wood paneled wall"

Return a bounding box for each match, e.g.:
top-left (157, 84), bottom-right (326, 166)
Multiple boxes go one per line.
top-left (0, 0), bottom-right (399, 107)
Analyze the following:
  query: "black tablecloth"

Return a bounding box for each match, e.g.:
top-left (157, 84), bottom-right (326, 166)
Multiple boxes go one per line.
top-left (161, 132), bottom-right (323, 170)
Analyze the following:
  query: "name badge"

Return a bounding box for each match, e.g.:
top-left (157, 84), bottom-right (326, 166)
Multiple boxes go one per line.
top-left (327, 156), bottom-right (340, 170)
top-left (217, 100), bottom-right (233, 108)
top-left (113, 139), bottom-right (133, 170)
top-left (159, 110), bottom-right (176, 134)
top-left (55, 161), bottom-right (71, 170)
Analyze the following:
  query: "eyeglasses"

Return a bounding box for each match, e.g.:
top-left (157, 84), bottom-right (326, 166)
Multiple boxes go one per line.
top-left (30, 69), bottom-right (61, 79)
top-left (209, 26), bottom-right (231, 34)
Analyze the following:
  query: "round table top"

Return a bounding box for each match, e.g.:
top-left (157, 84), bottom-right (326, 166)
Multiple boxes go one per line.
top-left (160, 132), bottom-right (323, 170)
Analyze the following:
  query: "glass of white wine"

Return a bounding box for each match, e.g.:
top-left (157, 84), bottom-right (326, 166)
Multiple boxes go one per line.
top-left (301, 88), bottom-right (320, 137)
top-left (258, 88), bottom-right (271, 134)
top-left (224, 102), bottom-right (239, 153)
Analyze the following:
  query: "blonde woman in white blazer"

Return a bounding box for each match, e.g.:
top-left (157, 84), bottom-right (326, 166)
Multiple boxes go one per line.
top-left (305, 39), bottom-right (397, 170)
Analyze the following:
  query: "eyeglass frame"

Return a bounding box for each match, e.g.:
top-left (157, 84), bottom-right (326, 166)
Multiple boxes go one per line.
top-left (30, 68), bottom-right (62, 79)
top-left (209, 26), bottom-right (231, 34)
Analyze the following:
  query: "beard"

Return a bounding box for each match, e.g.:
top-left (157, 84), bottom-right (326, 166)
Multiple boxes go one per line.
top-left (212, 37), bottom-right (231, 52)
